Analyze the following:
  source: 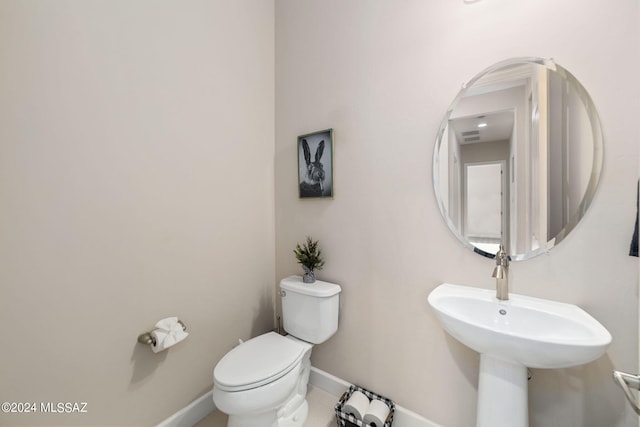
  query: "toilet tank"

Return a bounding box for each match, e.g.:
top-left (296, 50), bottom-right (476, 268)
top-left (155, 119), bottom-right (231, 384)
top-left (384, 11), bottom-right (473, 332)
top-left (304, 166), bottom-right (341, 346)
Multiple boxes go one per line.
top-left (280, 276), bottom-right (341, 344)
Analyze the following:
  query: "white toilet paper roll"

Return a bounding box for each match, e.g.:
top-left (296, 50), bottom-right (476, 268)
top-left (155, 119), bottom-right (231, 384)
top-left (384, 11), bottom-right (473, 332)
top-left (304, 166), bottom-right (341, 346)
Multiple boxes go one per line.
top-left (362, 399), bottom-right (390, 427)
top-left (151, 329), bottom-right (189, 353)
top-left (150, 318), bottom-right (189, 353)
top-left (342, 390), bottom-right (369, 420)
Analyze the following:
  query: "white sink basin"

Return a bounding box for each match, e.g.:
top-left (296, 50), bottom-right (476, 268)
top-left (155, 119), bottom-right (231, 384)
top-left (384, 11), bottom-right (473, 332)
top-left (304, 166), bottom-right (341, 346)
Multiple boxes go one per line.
top-left (428, 283), bottom-right (612, 427)
top-left (428, 283), bottom-right (611, 368)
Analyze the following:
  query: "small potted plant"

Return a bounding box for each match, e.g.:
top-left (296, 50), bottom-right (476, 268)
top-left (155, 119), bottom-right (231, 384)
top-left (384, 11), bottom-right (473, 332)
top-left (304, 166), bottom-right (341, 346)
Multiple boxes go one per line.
top-left (293, 236), bottom-right (325, 283)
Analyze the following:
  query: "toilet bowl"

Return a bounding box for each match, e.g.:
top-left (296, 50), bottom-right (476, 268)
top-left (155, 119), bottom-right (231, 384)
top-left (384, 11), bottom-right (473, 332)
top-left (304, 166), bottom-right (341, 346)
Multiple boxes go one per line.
top-left (213, 332), bottom-right (312, 427)
top-left (212, 276), bottom-right (341, 427)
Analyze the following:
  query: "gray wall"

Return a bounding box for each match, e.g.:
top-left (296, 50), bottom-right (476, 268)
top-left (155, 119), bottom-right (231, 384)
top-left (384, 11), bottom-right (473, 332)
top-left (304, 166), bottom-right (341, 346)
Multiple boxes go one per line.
top-left (275, 1), bottom-right (639, 426)
top-left (0, 1), bottom-right (275, 425)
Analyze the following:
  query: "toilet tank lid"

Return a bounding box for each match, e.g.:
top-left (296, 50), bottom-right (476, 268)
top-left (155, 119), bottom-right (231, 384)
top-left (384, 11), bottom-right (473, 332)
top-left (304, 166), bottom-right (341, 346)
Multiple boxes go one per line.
top-left (280, 275), bottom-right (341, 297)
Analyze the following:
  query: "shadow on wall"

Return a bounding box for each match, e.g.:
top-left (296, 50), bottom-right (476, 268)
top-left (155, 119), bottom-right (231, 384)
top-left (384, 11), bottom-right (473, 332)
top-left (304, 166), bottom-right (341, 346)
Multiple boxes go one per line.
top-left (129, 339), bottom-right (169, 388)
top-left (250, 284), bottom-right (276, 338)
top-left (529, 354), bottom-right (626, 426)
top-left (629, 180), bottom-right (638, 257)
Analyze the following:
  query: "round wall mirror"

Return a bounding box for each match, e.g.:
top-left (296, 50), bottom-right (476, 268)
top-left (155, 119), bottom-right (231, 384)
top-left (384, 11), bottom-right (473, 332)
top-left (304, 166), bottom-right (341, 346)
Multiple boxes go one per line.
top-left (433, 57), bottom-right (603, 261)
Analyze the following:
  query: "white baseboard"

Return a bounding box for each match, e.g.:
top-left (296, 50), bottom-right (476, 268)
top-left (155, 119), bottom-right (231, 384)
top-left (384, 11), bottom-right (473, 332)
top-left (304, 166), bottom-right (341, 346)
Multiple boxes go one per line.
top-left (156, 389), bottom-right (215, 427)
top-left (310, 366), bottom-right (443, 427)
top-left (157, 366), bottom-right (442, 427)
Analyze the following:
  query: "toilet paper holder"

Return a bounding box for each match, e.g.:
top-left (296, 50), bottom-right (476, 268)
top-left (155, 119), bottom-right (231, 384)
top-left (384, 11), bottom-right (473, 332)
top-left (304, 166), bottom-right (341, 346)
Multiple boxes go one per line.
top-left (137, 319), bottom-right (187, 346)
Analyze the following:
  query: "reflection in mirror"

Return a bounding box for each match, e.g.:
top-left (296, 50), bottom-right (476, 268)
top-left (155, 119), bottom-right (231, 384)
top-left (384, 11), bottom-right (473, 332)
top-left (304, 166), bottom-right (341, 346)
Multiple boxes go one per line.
top-left (434, 58), bottom-right (603, 261)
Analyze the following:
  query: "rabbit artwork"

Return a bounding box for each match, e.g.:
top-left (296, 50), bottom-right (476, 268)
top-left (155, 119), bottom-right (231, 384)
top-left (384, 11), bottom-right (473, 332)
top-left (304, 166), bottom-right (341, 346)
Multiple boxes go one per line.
top-left (299, 136), bottom-right (332, 198)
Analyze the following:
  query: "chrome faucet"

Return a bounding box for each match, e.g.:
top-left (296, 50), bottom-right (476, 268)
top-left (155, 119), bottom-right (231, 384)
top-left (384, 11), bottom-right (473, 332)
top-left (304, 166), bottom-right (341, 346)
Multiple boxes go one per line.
top-left (492, 244), bottom-right (509, 300)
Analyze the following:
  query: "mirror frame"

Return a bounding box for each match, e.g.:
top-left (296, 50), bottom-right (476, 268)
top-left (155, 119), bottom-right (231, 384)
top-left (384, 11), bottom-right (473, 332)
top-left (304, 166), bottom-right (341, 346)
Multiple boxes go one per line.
top-left (433, 57), bottom-right (604, 261)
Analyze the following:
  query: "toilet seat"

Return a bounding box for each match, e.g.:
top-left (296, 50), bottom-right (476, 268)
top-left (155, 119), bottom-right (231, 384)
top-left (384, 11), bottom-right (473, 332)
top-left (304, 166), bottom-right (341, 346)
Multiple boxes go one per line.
top-left (214, 332), bottom-right (308, 392)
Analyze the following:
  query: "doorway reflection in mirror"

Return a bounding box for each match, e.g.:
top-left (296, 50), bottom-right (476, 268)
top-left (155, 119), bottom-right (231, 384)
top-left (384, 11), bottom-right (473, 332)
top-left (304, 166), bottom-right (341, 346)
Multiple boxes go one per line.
top-left (433, 58), bottom-right (603, 261)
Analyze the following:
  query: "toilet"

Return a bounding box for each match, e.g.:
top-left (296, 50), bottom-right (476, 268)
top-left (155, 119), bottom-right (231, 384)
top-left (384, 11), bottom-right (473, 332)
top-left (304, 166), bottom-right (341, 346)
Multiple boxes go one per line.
top-left (212, 275), bottom-right (341, 427)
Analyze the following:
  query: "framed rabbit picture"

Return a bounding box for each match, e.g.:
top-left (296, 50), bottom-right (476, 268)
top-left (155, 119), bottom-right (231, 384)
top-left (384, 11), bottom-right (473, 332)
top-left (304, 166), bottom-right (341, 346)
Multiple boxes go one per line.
top-left (297, 129), bottom-right (334, 198)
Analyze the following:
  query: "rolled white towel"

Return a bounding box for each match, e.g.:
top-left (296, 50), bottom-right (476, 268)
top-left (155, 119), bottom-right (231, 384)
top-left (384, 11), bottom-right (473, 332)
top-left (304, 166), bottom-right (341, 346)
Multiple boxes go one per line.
top-left (151, 317), bottom-right (189, 353)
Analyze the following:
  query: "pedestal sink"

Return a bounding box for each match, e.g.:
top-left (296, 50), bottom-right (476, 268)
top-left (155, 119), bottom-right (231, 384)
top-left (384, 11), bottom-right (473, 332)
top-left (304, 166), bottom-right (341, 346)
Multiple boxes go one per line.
top-left (428, 283), bottom-right (612, 427)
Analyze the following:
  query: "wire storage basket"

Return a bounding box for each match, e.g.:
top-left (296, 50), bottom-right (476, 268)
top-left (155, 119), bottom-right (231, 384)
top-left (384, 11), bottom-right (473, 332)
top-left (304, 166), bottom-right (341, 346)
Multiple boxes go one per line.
top-left (334, 384), bottom-right (395, 427)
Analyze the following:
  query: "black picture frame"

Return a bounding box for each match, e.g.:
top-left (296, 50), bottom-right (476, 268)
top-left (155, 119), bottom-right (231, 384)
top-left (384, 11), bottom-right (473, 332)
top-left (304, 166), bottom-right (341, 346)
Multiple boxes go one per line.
top-left (297, 129), bottom-right (333, 198)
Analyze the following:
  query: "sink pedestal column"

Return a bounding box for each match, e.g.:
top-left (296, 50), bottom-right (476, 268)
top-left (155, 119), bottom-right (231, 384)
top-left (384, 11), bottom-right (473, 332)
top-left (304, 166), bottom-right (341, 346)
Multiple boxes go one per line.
top-left (477, 354), bottom-right (528, 427)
